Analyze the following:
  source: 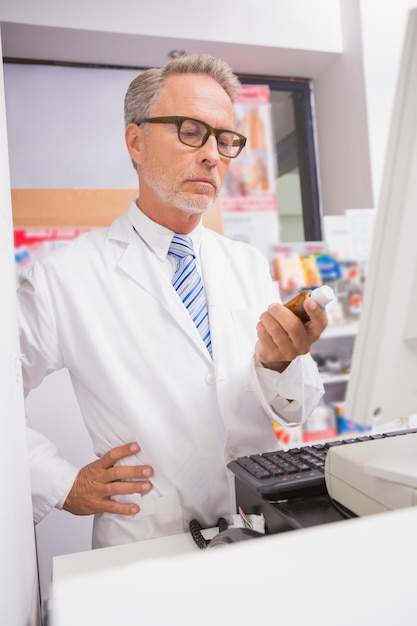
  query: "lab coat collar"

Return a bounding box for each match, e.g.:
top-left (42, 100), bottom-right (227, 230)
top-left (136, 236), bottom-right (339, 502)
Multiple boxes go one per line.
top-left (106, 204), bottom-right (213, 363)
top-left (121, 200), bottom-right (203, 260)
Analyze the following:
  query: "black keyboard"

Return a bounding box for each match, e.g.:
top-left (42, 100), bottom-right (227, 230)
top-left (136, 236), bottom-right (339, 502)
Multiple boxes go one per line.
top-left (227, 428), bottom-right (417, 501)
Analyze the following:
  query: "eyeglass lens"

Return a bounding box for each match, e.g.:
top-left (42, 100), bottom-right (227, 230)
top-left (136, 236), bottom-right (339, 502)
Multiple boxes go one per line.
top-left (178, 118), bottom-right (242, 158)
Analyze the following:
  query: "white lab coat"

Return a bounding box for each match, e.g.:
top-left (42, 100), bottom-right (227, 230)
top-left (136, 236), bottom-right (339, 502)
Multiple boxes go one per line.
top-left (18, 202), bottom-right (323, 548)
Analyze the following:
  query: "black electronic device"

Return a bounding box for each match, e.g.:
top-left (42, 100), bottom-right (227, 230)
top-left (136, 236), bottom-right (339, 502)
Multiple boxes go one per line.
top-left (227, 428), bottom-right (417, 502)
top-left (207, 528), bottom-right (264, 548)
top-left (189, 518), bottom-right (263, 550)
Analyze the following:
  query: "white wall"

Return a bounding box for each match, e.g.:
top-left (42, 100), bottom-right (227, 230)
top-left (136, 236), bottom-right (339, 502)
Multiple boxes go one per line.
top-left (314, 0), bottom-right (374, 215)
top-left (359, 0), bottom-right (417, 204)
top-left (4, 63), bottom-right (139, 188)
top-left (306, 0), bottom-right (417, 216)
top-left (0, 30), bottom-right (40, 626)
top-left (0, 0), bottom-right (342, 73)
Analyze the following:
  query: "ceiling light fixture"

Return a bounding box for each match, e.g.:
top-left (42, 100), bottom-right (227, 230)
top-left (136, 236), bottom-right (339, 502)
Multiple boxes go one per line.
top-left (168, 49), bottom-right (187, 59)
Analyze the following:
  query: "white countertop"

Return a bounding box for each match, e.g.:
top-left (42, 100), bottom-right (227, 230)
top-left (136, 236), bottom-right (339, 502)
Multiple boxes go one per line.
top-left (51, 507), bottom-right (417, 626)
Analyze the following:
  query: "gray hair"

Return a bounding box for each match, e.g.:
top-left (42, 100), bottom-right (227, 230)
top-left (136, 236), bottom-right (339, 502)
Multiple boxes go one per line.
top-left (124, 53), bottom-right (241, 127)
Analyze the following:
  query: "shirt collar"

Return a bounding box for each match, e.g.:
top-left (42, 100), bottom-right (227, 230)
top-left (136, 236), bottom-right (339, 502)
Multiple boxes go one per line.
top-left (128, 201), bottom-right (203, 261)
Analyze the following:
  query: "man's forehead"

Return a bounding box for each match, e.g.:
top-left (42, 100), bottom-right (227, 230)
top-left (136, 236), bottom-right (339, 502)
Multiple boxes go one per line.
top-left (154, 74), bottom-right (234, 122)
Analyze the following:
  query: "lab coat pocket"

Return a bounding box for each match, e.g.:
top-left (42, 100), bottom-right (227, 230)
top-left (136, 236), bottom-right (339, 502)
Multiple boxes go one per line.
top-left (138, 489), bottom-right (184, 536)
top-left (92, 489), bottom-right (185, 548)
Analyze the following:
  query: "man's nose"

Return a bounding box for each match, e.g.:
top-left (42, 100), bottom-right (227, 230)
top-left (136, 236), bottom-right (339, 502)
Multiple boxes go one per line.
top-left (198, 134), bottom-right (221, 164)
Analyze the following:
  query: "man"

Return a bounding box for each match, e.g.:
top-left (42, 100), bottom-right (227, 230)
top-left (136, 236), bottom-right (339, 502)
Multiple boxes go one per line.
top-left (18, 54), bottom-right (327, 548)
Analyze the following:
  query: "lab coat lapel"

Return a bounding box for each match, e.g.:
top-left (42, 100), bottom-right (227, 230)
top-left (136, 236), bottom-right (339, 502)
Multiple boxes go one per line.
top-left (107, 213), bottom-right (162, 298)
top-left (107, 211), bottom-right (212, 361)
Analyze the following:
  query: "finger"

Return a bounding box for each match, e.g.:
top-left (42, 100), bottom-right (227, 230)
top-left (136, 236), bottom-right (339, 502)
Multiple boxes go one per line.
top-left (267, 303), bottom-right (323, 351)
top-left (266, 303), bottom-right (305, 331)
top-left (101, 499), bottom-right (141, 516)
top-left (258, 309), bottom-right (310, 357)
top-left (257, 320), bottom-right (298, 363)
top-left (99, 442), bottom-right (140, 469)
top-left (104, 479), bottom-right (153, 498)
top-left (106, 463), bottom-right (154, 483)
top-left (304, 296), bottom-right (328, 325)
top-left (259, 309), bottom-right (304, 349)
top-left (303, 298), bottom-right (328, 340)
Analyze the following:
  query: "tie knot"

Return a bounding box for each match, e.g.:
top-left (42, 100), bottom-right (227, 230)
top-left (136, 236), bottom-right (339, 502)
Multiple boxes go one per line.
top-left (169, 234), bottom-right (195, 259)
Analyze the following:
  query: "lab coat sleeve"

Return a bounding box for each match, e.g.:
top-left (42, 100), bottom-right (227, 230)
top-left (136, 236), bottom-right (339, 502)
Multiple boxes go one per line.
top-left (19, 262), bottom-right (80, 522)
top-left (250, 353), bottom-right (324, 426)
top-left (27, 425), bottom-right (79, 523)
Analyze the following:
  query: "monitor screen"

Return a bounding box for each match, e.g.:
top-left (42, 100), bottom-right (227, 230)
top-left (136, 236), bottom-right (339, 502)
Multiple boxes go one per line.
top-left (344, 7), bottom-right (417, 428)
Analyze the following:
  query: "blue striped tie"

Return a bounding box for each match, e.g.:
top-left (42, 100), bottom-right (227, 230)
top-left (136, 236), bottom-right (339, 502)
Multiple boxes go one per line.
top-left (169, 235), bottom-right (212, 357)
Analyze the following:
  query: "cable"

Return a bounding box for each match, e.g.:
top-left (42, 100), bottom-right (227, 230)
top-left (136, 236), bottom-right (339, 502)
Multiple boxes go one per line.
top-left (217, 517), bottom-right (228, 532)
top-left (189, 519), bottom-right (211, 550)
top-left (189, 518), bottom-right (231, 549)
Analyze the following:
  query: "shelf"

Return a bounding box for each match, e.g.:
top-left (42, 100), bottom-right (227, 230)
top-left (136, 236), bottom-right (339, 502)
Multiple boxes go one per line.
top-left (320, 373), bottom-right (350, 385)
top-left (321, 321), bottom-right (358, 339)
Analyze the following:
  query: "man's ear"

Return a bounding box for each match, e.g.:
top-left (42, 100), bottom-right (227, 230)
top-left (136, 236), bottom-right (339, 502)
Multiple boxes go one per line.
top-left (125, 123), bottom-right (143, 166)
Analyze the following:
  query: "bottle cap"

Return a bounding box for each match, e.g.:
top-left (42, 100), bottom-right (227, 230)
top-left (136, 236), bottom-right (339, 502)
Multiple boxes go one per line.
top-left (311, 285), bottom-right (335, 307)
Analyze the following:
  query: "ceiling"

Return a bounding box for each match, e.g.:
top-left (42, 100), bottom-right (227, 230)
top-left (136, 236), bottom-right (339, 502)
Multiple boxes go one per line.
top-left (1, 22), bottom-right (339, 79)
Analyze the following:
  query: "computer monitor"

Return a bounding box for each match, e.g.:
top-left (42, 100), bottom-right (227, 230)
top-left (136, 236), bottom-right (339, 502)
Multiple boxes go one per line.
top-left (344, 7), bottom-right (417, 428)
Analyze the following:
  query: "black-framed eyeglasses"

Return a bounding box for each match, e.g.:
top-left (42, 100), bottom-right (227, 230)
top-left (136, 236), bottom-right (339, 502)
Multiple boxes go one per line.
top-left (136, 116), bottom-right (247, 158)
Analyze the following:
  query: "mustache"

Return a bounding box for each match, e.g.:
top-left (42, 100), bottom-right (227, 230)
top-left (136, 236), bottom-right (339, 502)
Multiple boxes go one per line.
top-left (183, 172), bottom-right (221, 189)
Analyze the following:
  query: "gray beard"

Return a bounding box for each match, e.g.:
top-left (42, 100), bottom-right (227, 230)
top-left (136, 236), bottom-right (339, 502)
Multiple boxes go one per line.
top-left (141, 169), bottom-right (218, 214)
